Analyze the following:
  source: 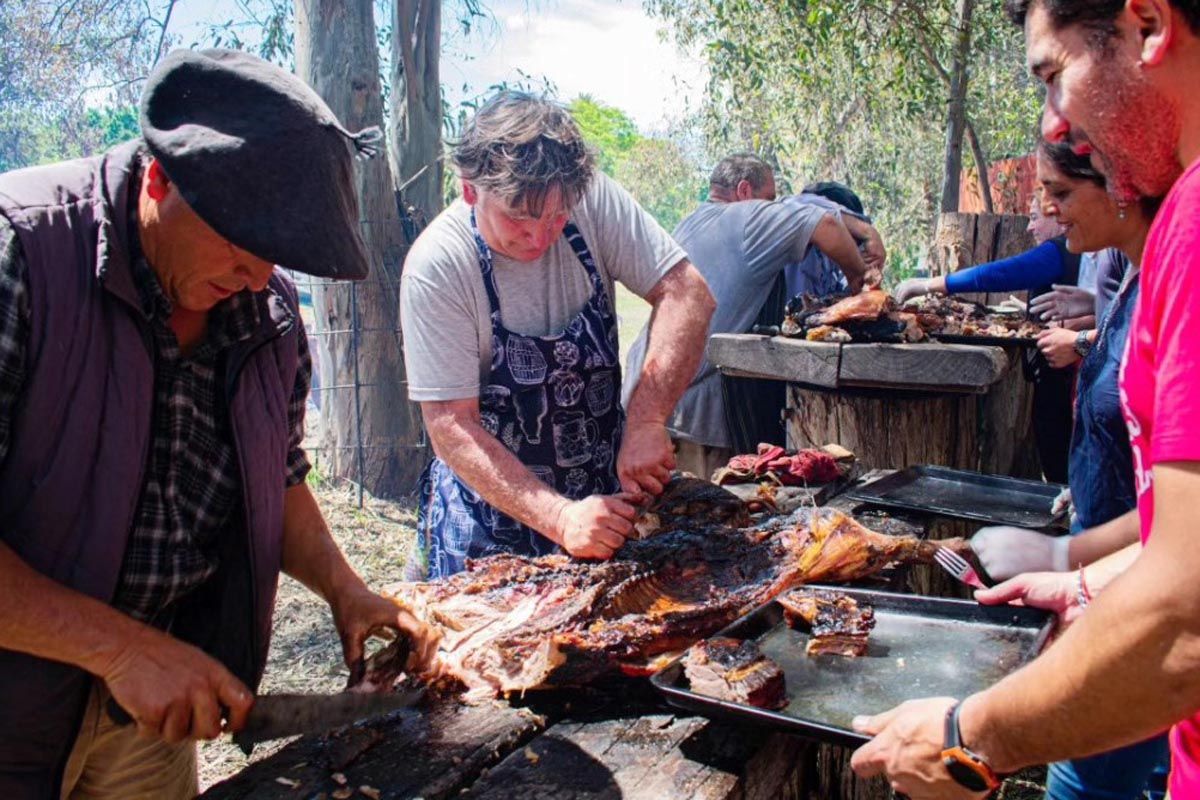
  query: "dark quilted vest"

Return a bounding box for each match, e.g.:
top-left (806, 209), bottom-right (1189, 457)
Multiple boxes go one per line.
top-left (0, 141), bottom-right (301, 797)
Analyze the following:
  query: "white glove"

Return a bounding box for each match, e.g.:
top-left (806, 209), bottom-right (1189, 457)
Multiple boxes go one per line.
top-left (1029, 284), bottom-right (1096, 322)
top-left (894, 278), bottom-right (932, 304)
top-left (970, 525), bottom-right (1071, 581)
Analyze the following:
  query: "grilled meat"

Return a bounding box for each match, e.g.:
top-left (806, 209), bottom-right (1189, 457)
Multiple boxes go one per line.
top-left (633, 476), bottom-right (749, 538)
top-left (376, 482), bottom-right (964, 700)
top-left (778, 588), bottom-right (875, 658)
top-left (684, 637), bottom-right (786, 709)
top-left (808, 290), bottom-right (893, 326)
top-left (783, 291), bottom-right (926, 343)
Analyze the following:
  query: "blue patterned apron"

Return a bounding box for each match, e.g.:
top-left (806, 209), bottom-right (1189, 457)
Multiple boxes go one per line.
top-left (414, 212), bottom-right (625, 579)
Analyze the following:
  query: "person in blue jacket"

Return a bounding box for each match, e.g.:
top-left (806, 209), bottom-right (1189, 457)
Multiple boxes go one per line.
top-left (893, 149), bottom-right (1123, 483)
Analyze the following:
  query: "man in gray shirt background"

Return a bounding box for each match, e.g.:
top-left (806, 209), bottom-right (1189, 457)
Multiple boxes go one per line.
top-left (622, 153), bottom-right (877, 479)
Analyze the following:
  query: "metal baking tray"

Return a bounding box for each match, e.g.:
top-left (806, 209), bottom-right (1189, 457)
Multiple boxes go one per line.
top-left (651, 588), bottom-right (1052, 747)
top-left (842, 466), bottom-right (1067, 528)
top-left (930, 332), bottom-right (1040, 347)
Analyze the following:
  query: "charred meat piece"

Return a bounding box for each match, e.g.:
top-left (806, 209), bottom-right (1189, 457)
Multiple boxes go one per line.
top-left (684, 637), bottom-right (787, 709)
top-left (633, 476), bottom-right (749, 537)
top-left (778, 589), bottom-right (876, 658)
top-left (808, 290), bottom-right (893, 326)
top-left (805, 325), bottom-right (852, 343)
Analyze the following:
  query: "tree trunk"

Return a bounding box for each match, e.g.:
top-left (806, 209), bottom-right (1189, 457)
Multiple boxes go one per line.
top-left (389, 0), bottom-right (444, 228)
top-left (939, 0), bottom-right (975, 213)
top-left (295, 0), bottom-right (426, 499)
top-left (965, 117), bottom-right (994, 214)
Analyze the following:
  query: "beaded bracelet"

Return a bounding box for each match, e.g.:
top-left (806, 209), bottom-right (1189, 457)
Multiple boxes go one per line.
top-left (1075, 566), bottom-right (1093, 609)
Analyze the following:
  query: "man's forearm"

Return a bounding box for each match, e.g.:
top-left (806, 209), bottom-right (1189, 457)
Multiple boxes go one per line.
top-left (625, 260), bottom-right (715, 425)
top-left (1067, 509), bottom-right (1140, 568)
top-left (963, 467), bottom-right (1200, 772)
top-left (429, 416), bottom-right (569, 542)
top-left (810, 215), bottom-right (869, 290)
top-left (280, 483), bottom-right (371, 603)
top-left (0, 542), bottom-right (142, 678)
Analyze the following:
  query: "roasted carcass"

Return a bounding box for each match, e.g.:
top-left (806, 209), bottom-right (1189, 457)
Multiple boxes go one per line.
top-left (684, 637), bottom-right (786, 709)
top-left (782, 291), bottom-right (926, 343)
top-left (373, 493), bottom-right (963, 701)
top-left (778, 588), bottom-right (876, 658)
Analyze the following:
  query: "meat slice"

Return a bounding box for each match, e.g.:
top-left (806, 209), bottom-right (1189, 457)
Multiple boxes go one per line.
top-left (684, 637), bottom-right (787, 709)
top-left (778, 588), bottom-right (876, 658)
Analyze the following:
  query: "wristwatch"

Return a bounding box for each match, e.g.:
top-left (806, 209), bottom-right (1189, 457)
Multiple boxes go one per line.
top-left (1074, 329), bottom-right (1093, 358)
top-left (941, 701), bottom-right (1002, 792)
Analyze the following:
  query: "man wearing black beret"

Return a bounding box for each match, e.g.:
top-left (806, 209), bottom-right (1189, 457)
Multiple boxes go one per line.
top-left (0, 49), bottom-right (435, 798)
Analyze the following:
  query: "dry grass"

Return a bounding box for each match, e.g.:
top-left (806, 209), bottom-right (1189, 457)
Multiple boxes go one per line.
top-left (197, 477), bottom-right (419, 791)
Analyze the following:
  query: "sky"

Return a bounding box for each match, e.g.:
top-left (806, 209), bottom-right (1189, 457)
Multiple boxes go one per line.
top-left (169, 0), bottom-right (706, 135)
top-left (441, 0), bottom-right (707, 132)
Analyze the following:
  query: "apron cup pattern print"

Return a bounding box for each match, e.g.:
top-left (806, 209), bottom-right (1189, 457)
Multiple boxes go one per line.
top-left (585, 372), bottom-right (615, 417)
top-left (553, 410), bottom-right (599, 468)
top-left (418, 215), bottom-right (625, 578)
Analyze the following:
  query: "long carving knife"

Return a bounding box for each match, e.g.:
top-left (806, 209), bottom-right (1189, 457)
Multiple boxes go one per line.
top-left (232, 689), bottom-right (424, 754)
top-left (107, 689), bottom-right (423, 754)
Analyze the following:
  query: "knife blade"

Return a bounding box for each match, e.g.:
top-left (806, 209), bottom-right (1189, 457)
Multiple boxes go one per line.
top-left (233, 689), bottom-right (424, 754)
top-left (105, 689), bottom-right (423, 755)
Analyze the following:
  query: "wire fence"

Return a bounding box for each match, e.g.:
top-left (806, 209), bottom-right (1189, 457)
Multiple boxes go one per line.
top-left (285, 206), bottom-right (431, 508)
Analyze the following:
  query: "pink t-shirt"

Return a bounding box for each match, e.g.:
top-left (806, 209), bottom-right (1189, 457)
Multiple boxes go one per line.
top-left (1119, 156), bottom-right (1200, 794)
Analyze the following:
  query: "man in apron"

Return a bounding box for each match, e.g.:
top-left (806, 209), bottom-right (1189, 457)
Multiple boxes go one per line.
top-left (399, 92), bottom-right (715, 579)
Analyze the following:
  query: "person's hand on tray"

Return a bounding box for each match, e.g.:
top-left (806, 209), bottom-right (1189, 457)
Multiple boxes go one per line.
top-left (970, 526), bottom-right (1070, 581)
top-left (974, 571), bottom-right (1086, 632)
top-left (850, 697), bottom-right (989, 798)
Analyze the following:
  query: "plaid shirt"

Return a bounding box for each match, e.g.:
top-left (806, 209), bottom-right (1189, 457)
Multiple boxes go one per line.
top-left (0, 215), bottom-right (312, 624)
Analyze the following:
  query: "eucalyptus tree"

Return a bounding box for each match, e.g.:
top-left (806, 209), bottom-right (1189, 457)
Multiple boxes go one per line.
top-left (647, 0), bottom-right (1042, 267)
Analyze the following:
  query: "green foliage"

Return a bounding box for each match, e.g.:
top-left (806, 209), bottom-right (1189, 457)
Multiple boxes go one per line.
top-left (613, 138), bottom-right (704, 233)
top-left (648, 0), bottom-right (1043, 265)
top-left (567, 96), bottom-right (703, 233)
top-left (569, 96), bottom-right (640, 173)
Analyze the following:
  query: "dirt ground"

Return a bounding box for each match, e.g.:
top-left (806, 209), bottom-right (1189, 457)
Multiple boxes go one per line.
top-left (195, 477), bottom-right (1053, 798)
top-left (197, 477), bottom-right (419, 791)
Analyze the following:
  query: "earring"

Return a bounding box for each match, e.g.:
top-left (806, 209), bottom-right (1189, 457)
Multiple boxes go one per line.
top-left (1117, 202), bottom-right (1128, 220)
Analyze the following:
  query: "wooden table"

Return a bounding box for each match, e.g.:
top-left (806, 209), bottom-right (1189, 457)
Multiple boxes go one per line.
top-left (201, 480), bottom-right (932, 800)
top-left (708, 334), bottom-right (1041, 480)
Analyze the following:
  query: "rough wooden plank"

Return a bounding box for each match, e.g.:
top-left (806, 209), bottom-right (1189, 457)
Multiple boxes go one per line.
top-left (708, 334), bottom-right (841, 388)
top-left (837, 343), bottom-right (1008, 392)
top-left (200, 700), bottom-right (548, 800)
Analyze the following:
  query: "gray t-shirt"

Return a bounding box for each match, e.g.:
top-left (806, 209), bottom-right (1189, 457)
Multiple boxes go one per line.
top-left (400, 172), bottom-right (686, 401)
top-left (621, 198), bottom-right (830, 449)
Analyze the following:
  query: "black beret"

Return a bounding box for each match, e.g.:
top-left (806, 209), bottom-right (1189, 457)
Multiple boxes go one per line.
top-left (140, 48), bottom-right (378, 280)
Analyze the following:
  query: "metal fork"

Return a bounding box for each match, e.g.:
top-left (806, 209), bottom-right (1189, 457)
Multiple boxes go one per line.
top-left (933, 547), bottom-right (987, 590)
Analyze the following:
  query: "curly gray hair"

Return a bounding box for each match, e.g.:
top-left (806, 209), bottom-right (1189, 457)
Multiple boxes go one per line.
top-left (450, 91), bottom-right (596, 216)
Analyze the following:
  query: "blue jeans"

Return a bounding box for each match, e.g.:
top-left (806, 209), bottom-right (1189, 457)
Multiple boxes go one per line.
top-left (1045, 733), bottom-right (1169, 800)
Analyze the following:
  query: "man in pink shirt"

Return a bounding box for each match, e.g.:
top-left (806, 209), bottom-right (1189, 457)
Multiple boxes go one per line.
top-left (847, 1), bottom-right (1200, 797)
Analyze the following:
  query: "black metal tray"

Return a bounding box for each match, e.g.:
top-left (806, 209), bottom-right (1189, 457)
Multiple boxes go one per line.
top-left (930, 332), bottom-right (1040, 347)
top-left (650, 588), bottom-right (1052, 747)
top-left (842, 465), bottom-right (1067, 528)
